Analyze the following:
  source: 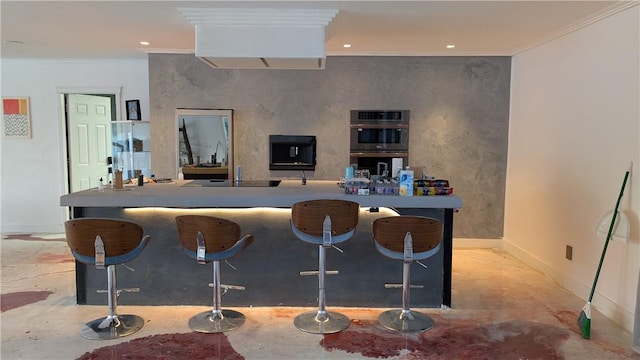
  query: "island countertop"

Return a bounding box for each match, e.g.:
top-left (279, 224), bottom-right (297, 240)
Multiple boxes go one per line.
top-left (60, 179), bottom-right (463, 209)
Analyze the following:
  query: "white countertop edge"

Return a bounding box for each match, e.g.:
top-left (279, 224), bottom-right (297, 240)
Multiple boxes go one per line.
top-left (60, 180), bottom-right (463, 209)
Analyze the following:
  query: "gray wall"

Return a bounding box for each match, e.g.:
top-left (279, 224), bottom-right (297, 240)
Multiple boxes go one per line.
top-left (149, 54), bottom-right (511, 238)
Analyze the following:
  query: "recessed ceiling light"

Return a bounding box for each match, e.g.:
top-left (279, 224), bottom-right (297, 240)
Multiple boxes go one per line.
top-left (140, 41), bottom-right (150, 46)
top-left (446, 44), bottom-right (455, 49)
top-left (343, 44), bottom-right (351, 48)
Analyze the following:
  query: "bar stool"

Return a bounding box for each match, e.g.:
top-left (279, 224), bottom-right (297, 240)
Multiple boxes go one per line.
top-left (290, 199), bottom-right (359, 334)
top-left (372, 215), bottom-right (443, 333)
top-left (64, 218), bottom-right (151, 340)
top-left (175, 215), bottom-right (254, 333)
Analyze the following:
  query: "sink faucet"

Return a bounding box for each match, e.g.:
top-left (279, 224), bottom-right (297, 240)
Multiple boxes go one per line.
top-left (377, 162), bottom-right (388, 177)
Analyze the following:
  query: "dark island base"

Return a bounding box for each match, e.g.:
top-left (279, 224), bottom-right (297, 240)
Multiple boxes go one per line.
top-left (73, 206), bottom-right (451, 308)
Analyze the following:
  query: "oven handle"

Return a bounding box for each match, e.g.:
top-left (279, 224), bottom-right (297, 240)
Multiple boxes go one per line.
top-left (349, 152), bottom-right (409, 157)
top-left (350, 124), bottom-right (409, 129)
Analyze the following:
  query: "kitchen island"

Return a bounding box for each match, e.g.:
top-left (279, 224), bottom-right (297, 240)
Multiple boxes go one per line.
top-left (61, 180), bottom-right (462, 308)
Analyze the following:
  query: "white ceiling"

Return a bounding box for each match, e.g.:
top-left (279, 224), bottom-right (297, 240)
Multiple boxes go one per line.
top-left (0, 1), bottom-right (634, 59)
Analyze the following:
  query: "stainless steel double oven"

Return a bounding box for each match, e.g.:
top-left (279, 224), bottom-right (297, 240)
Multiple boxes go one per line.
top-left (349, 110), bottom-right (409, 176)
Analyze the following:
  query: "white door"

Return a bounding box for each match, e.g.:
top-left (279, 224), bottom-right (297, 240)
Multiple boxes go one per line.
top-left (67, 94), bottom-right (112, 192)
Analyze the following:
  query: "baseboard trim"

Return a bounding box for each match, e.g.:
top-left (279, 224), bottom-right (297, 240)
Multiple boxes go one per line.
top-left (0, 225), bottom-right (65, 234)
top-left (453, 238), bottom-right (502, 248)
top-left (502, 237), bottom-right (634, 332)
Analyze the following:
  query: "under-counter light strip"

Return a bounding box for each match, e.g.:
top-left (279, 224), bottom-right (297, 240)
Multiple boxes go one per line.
top-left (124, 206), bottom-right (399, 216)
top-left (125, 207), bottom-right (290, 215)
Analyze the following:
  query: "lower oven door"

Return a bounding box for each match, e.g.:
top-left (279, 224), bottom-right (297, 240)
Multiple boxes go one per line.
top-left (350, 152), bottom-right (408, 177)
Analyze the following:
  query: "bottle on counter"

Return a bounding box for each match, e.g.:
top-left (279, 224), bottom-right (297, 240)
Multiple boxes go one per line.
top-left (178, 167), bottom-right (184, 181)
top-left (345, 165), bottom-right (354, 179)
top-left (114, 170), bottom-right (124, 190)
top-left (235, 165), bottom-right (242, 183)
top-left (98, 177), bottom-right (104, 192)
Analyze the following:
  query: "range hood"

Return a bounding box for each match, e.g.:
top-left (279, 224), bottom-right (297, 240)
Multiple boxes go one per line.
top-left (179, 8), bottom-right (338, 70)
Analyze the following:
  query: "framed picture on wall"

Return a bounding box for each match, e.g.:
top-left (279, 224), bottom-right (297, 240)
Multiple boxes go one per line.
top-left (2, 97), bottom-right (32, 139)
top-left (126, 100), bottom-right (141, 120)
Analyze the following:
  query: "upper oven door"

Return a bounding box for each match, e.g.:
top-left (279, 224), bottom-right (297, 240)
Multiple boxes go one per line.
top-left (350, 124), bottom-right (409, 151)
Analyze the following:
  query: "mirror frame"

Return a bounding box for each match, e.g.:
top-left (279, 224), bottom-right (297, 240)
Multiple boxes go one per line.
top-left (175, 108), bottom-right (233, 180)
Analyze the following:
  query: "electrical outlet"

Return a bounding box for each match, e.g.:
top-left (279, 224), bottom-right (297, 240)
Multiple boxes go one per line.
top-left (566, 245), bottom-right (573, 260)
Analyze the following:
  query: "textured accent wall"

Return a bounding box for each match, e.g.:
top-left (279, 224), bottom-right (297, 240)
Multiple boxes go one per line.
top-left (149, 54), bottom-right (511, 238)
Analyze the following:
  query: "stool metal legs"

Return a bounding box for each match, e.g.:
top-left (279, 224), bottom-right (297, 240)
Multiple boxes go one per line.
top-left (189, 261), bottom-right (246, 333)
top-left (378, 260), bottom-right (433, 333)
top-left (294, 244), bottom-right (350, 334)
top-left (80, 265), bottom-right (145, 340)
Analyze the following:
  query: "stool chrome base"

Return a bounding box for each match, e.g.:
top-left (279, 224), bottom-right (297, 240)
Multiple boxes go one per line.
top-left (80, 314), bottom-right (144, 340)
top-left (378, 309), bottom-right (434, 333)
top-left (294, 310), bottom-right (350, 334)
top-left (189, 309), bottom-right (246, 333)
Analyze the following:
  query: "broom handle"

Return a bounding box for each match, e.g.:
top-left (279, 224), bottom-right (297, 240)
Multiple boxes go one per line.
top-left (588, 169), bottom-right (630, 302)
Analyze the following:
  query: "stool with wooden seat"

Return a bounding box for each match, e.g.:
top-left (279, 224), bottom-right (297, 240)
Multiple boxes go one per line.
top-left (64, 218), bottom-right (151, 340)
top-left (290, 199), bottom-right (359, 334)
top-left (175, 215), bottom-right (254, 333)
top-left (372, 215), bottom-right (443, 333)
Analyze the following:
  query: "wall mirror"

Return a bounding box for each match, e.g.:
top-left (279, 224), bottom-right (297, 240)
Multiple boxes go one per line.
top-left (175, 109), bottom-right (233, 180)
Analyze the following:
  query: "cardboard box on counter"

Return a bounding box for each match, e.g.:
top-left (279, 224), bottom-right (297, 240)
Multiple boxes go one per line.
top-left (399, 169), bottom-right (414, 196)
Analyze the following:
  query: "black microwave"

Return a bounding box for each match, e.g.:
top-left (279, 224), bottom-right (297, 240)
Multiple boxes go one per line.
top-left (350, 110), bottom-right (409, 152)
top-left (269, 135), bottom-right (316, 171)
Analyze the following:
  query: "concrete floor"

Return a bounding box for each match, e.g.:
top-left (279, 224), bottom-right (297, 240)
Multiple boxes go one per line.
top-left (1, 233), bottom-right (637, 360)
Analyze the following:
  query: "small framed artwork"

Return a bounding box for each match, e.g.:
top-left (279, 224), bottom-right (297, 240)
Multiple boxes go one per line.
top-left (126, 100), bottom-right (141, 120)
top-left (2, 97), bottom-right (32, 139)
